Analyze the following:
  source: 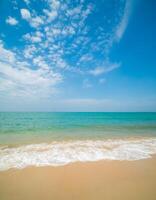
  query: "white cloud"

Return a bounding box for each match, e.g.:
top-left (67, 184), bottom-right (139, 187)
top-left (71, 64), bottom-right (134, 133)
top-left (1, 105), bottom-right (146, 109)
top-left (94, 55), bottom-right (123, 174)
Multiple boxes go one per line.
top-left (89, 61), bottom-right (120, 76)
top-left (115, 0), bottom-right (132, 41)
top-left (79, 54), bottom-right (93, 62)
top-left (48, 0), bottom-right (60, 10)
top-left (66, 6), bottom-right (82, 17)
top-left (6, 16), bottom-right (18, 26)
top-left (0, 42), bottom-right (62, 98)
top-left (52, 28), bottom-right (61, 36)
top-left (90, 0), bottom-right (132, 57)
top-left (56, 58), bottom-right (68, 69)
top-left (23, 45), bottom-right (36, 58)
top-left (24, 31), bottom-right (43, 43)
top-left (43, 9), bottom-right (58, 22)
top-left (29, 36), bottom-right (41, 43)
top-left (18, 0), bottom-right (95, 79)
top-left (20, 8), bottom-right (31, 20)
top-left (0, 62), bottom-right (62, 97)
top-left (43, 0), bottom-right (60, 23)
top-left (23, 0), bottom-right (30, 5)
top-left (0, 62), bottom-right (60, 86)
top-left (0, 42), bottom-right (15, 64)
top-left (30, 16), bottom-right (44, 28)
top-left (20, 8), bottom-right (44, 28)
top-left (62, 26), bottom-right (75, 35)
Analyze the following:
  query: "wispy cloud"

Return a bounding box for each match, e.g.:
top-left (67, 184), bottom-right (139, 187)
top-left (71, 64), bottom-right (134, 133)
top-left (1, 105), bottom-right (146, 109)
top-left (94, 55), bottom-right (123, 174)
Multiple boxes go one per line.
top-left (0, 41), bottom-right (62, 98)
top-left (87, 0), bottom-right (132, 76)
top-left (115, 0), bottom-right (132, 42)
top-left (89, 61), bottom-right (121, 76)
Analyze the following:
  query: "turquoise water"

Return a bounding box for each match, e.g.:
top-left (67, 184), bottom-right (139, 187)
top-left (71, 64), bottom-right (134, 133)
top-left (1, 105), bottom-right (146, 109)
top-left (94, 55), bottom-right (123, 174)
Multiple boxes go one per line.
top-left (0, 112), bottom-right (156, 170)
top-left (0, 112), bottom-right (156, 144)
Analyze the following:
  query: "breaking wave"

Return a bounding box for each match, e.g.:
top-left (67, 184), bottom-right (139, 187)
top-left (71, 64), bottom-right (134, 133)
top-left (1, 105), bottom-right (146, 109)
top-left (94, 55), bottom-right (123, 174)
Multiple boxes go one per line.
top-left (0, 138), bottom-right (156, 171)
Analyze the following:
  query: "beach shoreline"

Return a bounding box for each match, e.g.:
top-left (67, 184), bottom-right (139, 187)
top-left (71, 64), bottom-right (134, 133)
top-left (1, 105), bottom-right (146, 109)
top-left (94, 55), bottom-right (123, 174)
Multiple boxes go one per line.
top-left (0, 157), bottom-right (156, 200)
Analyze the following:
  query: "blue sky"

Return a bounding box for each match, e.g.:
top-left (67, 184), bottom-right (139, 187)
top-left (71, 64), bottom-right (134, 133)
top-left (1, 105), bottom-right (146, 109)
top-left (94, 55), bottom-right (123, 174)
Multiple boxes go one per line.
top-left (0, 0), bottom-right (156, 111)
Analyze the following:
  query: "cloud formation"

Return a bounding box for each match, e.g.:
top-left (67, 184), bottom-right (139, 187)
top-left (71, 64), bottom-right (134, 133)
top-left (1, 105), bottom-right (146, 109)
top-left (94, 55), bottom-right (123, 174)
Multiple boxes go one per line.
top-left (20, 9), bottom-right (31, 20)
top-left (115, 0), bottom-right (132, 42)
top-left (6, 16), bottom-right (18, 26)
top-left (0, 41), bottom-right (62, 98)
top-left (0, 0), bottom-right (132, 100)
top-left (89, 61), bottom-right (121, 76)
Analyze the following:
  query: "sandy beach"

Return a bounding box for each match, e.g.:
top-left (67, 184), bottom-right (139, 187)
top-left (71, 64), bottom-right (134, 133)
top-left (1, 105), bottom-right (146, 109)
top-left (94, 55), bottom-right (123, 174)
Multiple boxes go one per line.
top-left (0, 157), bottom-right (156, 200)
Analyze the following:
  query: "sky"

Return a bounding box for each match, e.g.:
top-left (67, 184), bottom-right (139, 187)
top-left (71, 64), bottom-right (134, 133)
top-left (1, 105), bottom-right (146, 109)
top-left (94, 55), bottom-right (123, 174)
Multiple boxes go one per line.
top-left (0, 0), bottom-right (156, 112)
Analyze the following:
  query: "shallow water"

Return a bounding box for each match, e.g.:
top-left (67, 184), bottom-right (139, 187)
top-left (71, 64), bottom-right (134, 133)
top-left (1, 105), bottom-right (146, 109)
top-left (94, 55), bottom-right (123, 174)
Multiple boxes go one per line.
top-left (0, 112), bottom-right (156, 170)
top-left (0, 112), bottom-right (156, 144)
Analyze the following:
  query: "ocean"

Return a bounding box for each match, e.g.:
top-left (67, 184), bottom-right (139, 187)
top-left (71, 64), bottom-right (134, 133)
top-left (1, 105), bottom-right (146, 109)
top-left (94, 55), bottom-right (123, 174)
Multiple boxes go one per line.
top-left (0, 112), bottom-right (156, 170)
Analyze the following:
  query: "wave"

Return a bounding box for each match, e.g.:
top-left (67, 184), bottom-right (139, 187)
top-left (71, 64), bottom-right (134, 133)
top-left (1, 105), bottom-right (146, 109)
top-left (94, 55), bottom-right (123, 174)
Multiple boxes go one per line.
top-left (0, 138), bottom-right (156, 171)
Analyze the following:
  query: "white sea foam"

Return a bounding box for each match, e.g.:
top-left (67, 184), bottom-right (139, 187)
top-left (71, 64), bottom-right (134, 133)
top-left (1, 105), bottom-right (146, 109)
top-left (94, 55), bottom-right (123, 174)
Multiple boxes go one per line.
top-left (0, 138), bottom-right (156, 171)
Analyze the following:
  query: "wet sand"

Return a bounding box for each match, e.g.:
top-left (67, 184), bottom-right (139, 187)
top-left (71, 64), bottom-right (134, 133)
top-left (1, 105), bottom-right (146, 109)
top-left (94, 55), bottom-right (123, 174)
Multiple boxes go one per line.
top-left (0, 157), bottom-right (156, 200)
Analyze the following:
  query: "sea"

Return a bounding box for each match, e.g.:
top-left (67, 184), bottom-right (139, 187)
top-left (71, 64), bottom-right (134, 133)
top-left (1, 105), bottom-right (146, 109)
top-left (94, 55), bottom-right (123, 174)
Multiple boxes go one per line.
top-left (0, 112), bottom-right (156, 171)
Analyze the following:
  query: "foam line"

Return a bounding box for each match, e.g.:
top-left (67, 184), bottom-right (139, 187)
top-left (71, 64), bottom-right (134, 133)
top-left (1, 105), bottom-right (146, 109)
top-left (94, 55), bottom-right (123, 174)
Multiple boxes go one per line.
top-left (0, 138), bottom-right (156, 171)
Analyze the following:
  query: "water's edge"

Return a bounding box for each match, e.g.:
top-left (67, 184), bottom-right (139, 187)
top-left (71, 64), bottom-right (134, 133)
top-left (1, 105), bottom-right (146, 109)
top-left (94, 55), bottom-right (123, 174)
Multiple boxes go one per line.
top-left (0, 138), bottom-right (156, 171)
